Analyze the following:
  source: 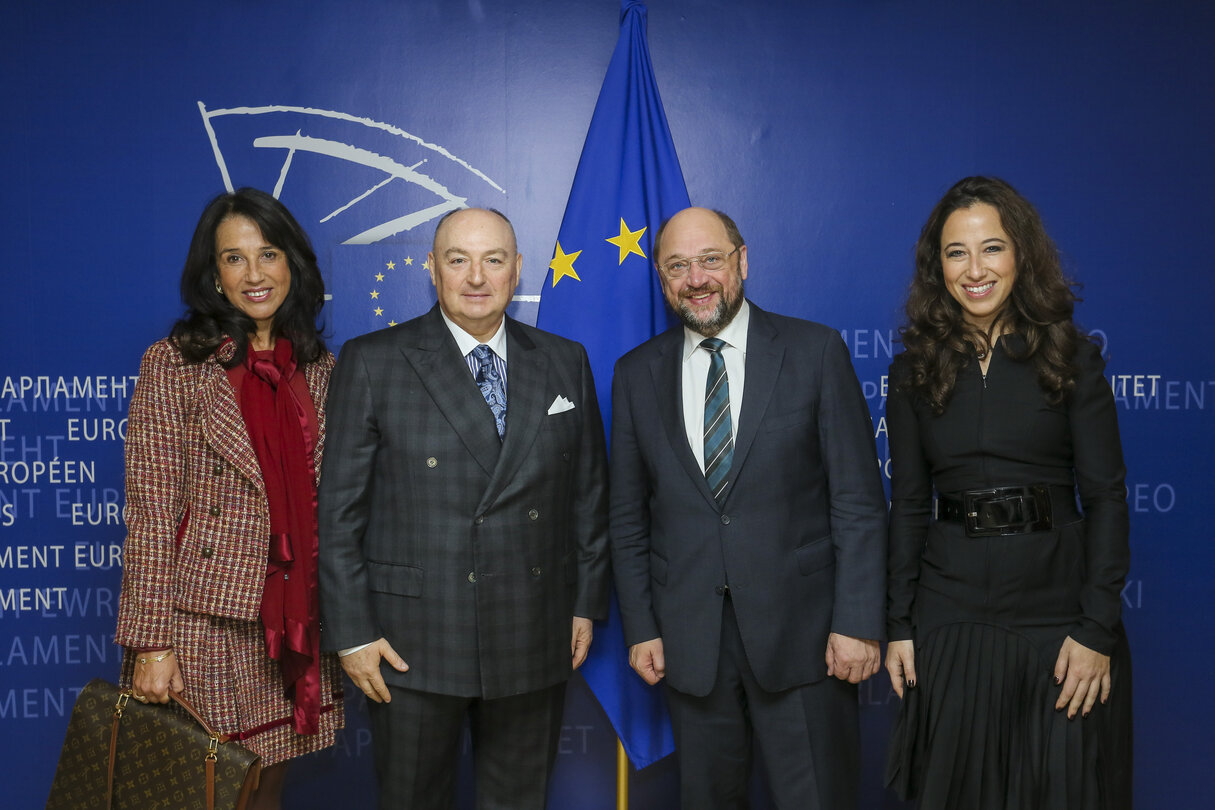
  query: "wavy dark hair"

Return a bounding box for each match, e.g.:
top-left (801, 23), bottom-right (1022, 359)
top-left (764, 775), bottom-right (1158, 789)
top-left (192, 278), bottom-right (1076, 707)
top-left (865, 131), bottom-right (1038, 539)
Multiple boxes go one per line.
top-left (899, 176), bottom-right (1082, 413)
top-left (170, 188), bottom-right (326, 366)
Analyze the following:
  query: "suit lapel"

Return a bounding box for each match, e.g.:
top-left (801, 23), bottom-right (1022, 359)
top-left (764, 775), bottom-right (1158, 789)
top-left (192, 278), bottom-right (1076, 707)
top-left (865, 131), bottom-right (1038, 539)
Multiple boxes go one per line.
top-left (197, 351), bottom-right (264, 491)
top-left (402, 307), bottom-right (502, 477)
top-left (476, 320), bottom-right (548, 513)
top-left (649, 330), bottom-right (718, 508)
top-left (730, 305), bottom-right (783, 495)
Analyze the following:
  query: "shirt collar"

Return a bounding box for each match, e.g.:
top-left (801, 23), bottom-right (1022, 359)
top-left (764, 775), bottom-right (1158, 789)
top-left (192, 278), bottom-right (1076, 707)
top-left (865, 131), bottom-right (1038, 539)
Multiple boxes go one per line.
top-left (439, 308), bottom-right (509, 362)
top-left (681, 299), bottom-right (750, 361)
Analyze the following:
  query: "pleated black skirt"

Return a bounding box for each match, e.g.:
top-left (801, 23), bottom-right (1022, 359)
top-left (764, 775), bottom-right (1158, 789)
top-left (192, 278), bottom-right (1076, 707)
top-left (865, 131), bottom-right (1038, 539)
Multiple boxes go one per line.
top-left (886, 621), bottom-right (1133, 810)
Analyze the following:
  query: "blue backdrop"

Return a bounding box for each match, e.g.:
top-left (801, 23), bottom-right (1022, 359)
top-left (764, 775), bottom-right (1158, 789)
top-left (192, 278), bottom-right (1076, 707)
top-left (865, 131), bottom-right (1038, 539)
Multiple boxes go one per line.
top-left (1, 1), bottom-right (1211, 807)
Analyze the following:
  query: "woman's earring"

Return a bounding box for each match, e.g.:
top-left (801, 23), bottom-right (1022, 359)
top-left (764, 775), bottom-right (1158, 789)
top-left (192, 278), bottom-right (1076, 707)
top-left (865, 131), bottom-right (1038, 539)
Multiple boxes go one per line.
top-left (214, 278), bottom-right (223, 294)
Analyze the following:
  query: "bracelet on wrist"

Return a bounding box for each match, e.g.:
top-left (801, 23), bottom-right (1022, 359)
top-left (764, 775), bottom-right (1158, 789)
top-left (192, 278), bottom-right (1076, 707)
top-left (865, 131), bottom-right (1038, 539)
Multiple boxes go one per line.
top-left (136, 649), bottom-right (174, 666)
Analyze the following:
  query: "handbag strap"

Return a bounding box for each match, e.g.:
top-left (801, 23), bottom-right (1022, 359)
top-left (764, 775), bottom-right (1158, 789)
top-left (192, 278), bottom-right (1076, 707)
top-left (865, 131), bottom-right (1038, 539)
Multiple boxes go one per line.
top-left (166, 689), bottom-right (231, 743)
top-left (107, 690), bottom-right (222, 810)
top-left (207, 755), bottom-right (216, 809)
top-left (106, 694), bottom-right (125, 810)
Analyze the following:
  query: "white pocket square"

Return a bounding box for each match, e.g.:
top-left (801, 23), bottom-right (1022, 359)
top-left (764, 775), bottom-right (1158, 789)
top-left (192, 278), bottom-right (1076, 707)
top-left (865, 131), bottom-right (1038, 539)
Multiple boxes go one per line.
top-left (547, 395), bottom-right (576, 415)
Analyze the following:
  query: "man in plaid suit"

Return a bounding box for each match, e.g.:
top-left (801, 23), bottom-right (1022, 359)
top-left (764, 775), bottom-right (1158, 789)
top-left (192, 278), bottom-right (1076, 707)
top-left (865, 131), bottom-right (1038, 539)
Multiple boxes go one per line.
top-left (318, 208), bottom-right (610, 809)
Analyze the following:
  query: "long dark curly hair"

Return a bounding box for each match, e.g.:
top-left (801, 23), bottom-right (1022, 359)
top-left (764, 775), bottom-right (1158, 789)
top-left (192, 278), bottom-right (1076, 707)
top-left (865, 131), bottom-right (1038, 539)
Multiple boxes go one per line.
top-left (899, 176), bottom-right (1081, 413)
top-left (170, 188), bottom-right (327, 366)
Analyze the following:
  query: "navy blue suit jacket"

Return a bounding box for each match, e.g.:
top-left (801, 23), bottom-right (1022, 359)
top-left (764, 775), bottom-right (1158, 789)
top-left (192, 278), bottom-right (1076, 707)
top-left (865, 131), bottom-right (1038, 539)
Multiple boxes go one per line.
top-left (610, 303), bottom-right (887, 696)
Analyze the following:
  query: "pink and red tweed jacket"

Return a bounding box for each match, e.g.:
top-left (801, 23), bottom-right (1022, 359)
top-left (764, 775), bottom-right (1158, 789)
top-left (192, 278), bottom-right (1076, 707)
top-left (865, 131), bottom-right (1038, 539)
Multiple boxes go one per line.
top-left (115, 338), bottom-right (334, 648)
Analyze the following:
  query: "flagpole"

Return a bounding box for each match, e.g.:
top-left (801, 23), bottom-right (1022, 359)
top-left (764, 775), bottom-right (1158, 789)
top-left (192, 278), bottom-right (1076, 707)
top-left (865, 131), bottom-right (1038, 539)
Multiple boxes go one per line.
top-left (617, 737), bottom-right (629, 810)
top-left (537, 0), bottom-right (685, 791)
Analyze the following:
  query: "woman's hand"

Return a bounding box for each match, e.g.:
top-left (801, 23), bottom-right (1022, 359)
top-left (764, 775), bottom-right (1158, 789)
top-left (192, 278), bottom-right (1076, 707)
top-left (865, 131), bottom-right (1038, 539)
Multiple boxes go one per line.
top-left (885, 639), bottom-right (917, 699)
top-left (131, 649), bottom-right (185, 704)
top-left (1053, 636), bottom-right (1111, 719)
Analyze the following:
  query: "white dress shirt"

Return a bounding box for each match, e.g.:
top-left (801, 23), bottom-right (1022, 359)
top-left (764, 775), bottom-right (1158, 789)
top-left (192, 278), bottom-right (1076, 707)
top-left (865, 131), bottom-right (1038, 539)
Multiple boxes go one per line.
top-left (439, 309), bottom-right (509, 384)
top-left (681, 300), bottom-right (749, 473)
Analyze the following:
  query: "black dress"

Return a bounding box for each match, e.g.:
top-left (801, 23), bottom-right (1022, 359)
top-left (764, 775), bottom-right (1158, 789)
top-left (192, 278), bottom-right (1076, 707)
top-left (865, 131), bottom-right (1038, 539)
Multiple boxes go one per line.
top-left (885, 335), bottom-right (1132, 810)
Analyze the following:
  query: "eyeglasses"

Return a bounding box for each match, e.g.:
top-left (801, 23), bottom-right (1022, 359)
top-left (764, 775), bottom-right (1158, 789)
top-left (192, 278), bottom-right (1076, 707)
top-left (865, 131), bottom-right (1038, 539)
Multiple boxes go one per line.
top-left (658, 247), bottom-right (740, 279)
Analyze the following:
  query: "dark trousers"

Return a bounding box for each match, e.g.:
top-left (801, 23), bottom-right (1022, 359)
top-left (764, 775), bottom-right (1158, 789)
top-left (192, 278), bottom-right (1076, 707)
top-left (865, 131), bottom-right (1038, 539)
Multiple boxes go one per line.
top-left (368, 682), bottom-right (567, 810)
top-left (665, 599), bottom-right (860, 810)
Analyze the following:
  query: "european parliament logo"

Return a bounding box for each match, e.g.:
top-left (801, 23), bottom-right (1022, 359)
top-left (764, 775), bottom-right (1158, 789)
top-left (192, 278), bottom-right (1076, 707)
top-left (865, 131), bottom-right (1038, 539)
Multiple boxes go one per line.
top-left (198, 101), bottom-right (502, 344)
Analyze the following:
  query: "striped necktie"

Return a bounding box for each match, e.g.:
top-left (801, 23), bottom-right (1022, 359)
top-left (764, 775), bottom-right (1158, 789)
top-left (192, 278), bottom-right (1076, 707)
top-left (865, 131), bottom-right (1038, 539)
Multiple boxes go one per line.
top-left (472, 344), bottom-right (507, 440)
top-left (701, 338), bottom-right (733, 502)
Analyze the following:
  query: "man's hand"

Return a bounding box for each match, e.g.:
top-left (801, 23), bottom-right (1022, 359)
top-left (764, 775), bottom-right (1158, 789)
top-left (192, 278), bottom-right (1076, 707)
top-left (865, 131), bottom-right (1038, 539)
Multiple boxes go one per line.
top-left (885, 639), bottom-right (917, 699)
top-left (825, 632), bottom-right (880, 684)
top-left (571, 617), bottom-right (594, 669)
top-left (340, 637), bottom-right (409, 704)
top-left (1053, 636), bottom-right (1111, 719)
top-left (628, 638), bottom-right (666, 685)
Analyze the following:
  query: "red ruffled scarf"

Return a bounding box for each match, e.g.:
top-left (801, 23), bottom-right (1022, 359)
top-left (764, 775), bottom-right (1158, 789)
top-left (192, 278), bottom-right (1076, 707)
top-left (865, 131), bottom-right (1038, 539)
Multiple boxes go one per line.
top-left (239, 339), bottom-right (322, 735)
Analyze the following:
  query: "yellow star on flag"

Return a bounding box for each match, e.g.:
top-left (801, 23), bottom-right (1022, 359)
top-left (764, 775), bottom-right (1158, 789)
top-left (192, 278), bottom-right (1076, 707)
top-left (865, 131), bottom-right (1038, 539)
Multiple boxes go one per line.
top-left (548, 242), bottom-right (582, 286)
top-left (375, 272), bottom-right (385, 282)
top-left (370, 290), bottom-right (380, 299)
top-left (606, 218), bottom-right (647, 265)
top-left (386, 261), bottom-right (396, 270)
top-left (404, 256), bottom-right (413, 266)
top-left (388, 320), bottom-right (397, 327)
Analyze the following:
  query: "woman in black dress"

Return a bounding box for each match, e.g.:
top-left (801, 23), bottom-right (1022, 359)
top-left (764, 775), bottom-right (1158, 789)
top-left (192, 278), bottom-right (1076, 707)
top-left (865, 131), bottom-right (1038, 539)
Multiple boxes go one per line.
top-left (884, 176), bottom-right (1132, 809)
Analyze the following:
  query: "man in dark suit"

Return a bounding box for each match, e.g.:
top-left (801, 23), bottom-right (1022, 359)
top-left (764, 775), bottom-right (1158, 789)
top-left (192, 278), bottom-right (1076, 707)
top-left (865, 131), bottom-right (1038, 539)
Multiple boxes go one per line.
top-left (317, 207), bottom-right (609, 809)
top-left (610, 207), bottom-right (887, 808)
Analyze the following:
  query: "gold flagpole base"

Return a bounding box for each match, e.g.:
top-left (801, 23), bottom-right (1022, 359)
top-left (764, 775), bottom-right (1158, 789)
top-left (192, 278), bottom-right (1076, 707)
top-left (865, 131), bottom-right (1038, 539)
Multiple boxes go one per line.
top-left (616, 736), bottom-right (629, 810)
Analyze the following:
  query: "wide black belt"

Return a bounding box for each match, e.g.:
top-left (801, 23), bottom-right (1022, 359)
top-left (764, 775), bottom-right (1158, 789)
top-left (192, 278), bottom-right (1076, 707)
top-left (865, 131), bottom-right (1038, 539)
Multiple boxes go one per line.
top-left (935, 485), bottom-right (1068, 537)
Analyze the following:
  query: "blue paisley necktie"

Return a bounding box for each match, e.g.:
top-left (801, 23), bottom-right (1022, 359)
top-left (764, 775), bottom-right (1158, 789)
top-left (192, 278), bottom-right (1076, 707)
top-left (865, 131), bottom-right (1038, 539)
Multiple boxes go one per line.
top-left (472, 344), bottom-right (507, 440)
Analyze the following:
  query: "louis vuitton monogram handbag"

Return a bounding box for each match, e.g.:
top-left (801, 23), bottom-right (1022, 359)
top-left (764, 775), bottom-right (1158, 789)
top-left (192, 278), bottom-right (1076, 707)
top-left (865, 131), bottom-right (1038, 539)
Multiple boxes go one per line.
top-left (45, 678), bottom-right (262, 810)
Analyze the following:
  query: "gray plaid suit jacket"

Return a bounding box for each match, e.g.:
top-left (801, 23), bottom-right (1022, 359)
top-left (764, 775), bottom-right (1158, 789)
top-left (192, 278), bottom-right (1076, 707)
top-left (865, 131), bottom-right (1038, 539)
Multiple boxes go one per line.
top-left (317, 305), bottom-right (610, 699)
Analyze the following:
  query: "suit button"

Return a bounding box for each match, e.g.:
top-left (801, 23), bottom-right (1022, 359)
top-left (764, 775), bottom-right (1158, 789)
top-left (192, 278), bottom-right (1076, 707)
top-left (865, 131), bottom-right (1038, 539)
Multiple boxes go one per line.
top-left (467, 572), bottom-right (478, 583)
top-left (474, 515), bottom-right (485, 525)
top-left (720, 514), bottom-right (730, 525)
top-left (211, 464), bottom-right (223, 476)
top-left (200, 547), bottom-right (214, 559)
top-left (209, 505), bottom-right (221, 517)
top-left (528, 509), bottom-right (540, 521)
top-left (562, 452), bottom-right (571, 462)
top-left (531, 566), bottom-right (542, 577)
top-left (426, 457), bottom-right (438, 468)
top-left (714, 585), bottom-right (726, 595)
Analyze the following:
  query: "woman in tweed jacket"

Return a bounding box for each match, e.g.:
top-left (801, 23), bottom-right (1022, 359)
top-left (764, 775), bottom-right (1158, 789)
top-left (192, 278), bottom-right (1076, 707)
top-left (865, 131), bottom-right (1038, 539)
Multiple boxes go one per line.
top-left (116, 188), bottom-right (343, 809)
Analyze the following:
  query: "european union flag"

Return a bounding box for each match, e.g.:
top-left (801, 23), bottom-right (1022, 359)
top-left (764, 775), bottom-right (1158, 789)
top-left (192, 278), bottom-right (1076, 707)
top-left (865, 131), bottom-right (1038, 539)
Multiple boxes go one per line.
top-left (537, 0), bottom-right (687, 769)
